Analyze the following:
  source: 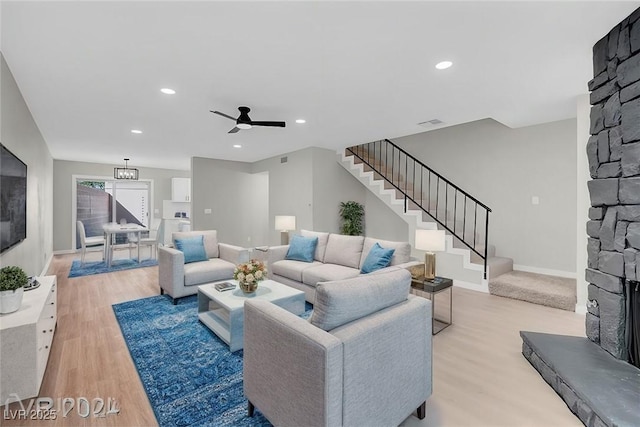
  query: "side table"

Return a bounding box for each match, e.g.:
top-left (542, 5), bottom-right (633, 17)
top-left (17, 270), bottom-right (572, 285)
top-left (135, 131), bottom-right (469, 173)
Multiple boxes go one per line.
top-left (410, 276), bottom-right (453, 334)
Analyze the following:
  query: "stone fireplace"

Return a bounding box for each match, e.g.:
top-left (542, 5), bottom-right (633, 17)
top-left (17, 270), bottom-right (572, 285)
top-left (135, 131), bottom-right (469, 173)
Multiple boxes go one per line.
top-left (520, 7), bottom-right (640, 427)
top-left (585, 5), bottom-right (640, 369)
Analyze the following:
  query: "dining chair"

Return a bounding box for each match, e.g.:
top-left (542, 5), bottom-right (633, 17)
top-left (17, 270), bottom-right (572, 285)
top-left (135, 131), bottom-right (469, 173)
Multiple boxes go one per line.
top-left (128, 221), bottom-right (160, 260)
top-left (77, 220), bottom-right (106, 266)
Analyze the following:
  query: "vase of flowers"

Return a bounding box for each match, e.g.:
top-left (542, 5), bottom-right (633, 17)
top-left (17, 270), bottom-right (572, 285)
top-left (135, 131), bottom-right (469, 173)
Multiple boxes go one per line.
top-left (234, 259), bottom-right (267, 294)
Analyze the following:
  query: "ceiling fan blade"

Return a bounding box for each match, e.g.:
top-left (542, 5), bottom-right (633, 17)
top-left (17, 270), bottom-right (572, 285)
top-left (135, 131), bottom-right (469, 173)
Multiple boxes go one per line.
top-left (228, 127), bottom-right (241, 134)
top-left (211, 110), bottom-right (237, 121)
top-left (250, 121), bottom-right (286, 128)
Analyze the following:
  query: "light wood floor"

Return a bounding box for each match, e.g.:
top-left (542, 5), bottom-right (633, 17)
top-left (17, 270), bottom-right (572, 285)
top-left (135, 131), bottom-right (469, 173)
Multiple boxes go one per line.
top-left (3, 252), bottom-right (585, 426)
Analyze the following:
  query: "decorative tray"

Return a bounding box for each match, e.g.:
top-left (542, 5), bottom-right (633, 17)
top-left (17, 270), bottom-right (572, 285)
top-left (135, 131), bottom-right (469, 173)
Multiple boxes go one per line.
top-left (24, 277), bottom-right (40, 291)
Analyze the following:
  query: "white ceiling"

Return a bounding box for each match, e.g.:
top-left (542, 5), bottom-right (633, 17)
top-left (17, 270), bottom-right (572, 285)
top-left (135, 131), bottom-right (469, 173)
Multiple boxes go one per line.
top-left (2, 1), bottom-right (638, 171)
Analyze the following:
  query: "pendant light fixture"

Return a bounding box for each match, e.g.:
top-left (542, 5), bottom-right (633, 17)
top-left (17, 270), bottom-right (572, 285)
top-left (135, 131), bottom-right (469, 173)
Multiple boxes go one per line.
top-left (114, 158), bottom-right (139, 180)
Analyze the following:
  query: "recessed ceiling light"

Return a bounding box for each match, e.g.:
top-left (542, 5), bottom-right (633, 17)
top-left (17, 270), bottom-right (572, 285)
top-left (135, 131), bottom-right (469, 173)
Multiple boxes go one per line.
top-left (233, 144), bottom-right (242, 148)
top-left (435, 61), bottom-right (453, 70)
top-left (295, 119), bottom-right (306, 124)
top-left (131, 129), bottom-right (143, 134)
top-left (160, 88), bottom-right (176, 95)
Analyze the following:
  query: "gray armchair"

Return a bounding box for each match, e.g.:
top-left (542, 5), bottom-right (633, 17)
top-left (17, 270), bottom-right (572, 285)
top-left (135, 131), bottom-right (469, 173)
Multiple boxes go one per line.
top-left (243, 269), bottom-right (432, 427)
top-left (158, 230), bottom-right (248, 304)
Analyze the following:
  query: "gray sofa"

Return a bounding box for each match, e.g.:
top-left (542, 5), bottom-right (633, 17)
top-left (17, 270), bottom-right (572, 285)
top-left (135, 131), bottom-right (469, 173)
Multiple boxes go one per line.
top-left (268, 230), bottom-right (419, 303)
top-left (244, 268), bottom-right (433, 426)
top-left (158, 230), bottom-right (248, 304)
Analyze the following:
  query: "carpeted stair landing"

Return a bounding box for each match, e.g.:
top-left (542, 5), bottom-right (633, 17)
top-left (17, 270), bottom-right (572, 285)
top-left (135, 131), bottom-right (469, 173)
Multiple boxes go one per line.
top-left (489, 271), bottom-right (576, 311)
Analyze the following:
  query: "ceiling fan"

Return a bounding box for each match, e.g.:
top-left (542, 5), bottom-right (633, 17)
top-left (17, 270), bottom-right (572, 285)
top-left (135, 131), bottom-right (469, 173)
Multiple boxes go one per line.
top-left (210, 106), bottom-right (286, 133)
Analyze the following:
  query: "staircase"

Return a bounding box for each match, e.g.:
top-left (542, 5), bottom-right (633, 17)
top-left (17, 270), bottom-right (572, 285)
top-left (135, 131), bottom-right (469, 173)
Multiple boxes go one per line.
top-left (338, 139), bottom-right (513, 291)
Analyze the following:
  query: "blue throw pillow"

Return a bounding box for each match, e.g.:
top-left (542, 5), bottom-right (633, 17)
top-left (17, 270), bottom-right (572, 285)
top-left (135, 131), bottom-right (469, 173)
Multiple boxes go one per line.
top-left (361, 242), bottom-right (395, 274)
top-left (174, 236), bottom-right (208, 264)
top-left (286, 235), bottom-right (318, 263)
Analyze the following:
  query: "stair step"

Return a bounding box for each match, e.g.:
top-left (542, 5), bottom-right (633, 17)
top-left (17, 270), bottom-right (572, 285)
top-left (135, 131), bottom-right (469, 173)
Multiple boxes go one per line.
top-left (486, 256), bottom-right (513, 279)
top-left (489, 271), bottom-right (576, 311)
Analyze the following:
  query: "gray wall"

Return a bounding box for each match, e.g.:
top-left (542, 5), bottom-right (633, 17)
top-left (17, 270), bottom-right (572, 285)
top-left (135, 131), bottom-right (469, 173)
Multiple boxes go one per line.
top-left (53, 160), bottom-right (189, 251)
top-left (0, 55), bottom-right (54, 276)
top-left (311, 147), bottom-right (366, 234)
top-left (253, 147), bottom-right (366, 244)
top-left (191, 157), bottom-right (256, 246)
top-left (394, 118), bottom-right (577, 273)
top-left (364, 191), bottom-right (409, 241)
top-left (191, 147), bottom-right (366, 247)
top-left (253, 148), bottom-right (315, 244)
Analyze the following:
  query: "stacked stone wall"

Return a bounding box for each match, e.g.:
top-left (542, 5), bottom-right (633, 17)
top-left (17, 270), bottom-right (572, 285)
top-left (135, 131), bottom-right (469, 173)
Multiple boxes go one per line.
top-left (586, 7), bottom-right (640, 360)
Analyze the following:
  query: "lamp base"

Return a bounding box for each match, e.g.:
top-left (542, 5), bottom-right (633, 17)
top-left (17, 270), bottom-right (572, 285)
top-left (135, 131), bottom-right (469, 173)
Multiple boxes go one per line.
top-left (280, 231), bottom-right (290, 245)
top-left (424, 252), bottom-right (436, 281)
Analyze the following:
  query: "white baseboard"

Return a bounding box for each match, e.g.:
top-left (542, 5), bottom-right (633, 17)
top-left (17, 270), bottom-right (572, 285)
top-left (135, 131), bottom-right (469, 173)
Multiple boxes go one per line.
top-left (513, 264), bottom-right (576, 279)
top-left (453, 279), bottom-right (489, 294)
top-left (40, 253), bottom-right (54, 276)
top-left (575, 304), bottom-right (587, 315)
top-left (53, 249), bottom-right (76, 255)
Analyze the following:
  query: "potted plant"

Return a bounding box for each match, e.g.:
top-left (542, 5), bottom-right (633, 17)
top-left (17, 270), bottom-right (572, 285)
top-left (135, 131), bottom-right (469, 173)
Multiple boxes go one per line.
top-left (0, 266), bottom-right (28, 314)
top-left (339, 201), bottom-right (365, 236)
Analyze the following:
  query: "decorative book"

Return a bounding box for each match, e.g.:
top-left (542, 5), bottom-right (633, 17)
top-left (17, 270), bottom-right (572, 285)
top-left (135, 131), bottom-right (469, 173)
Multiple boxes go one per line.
top-left (215, 282), bottom-right (235, 292)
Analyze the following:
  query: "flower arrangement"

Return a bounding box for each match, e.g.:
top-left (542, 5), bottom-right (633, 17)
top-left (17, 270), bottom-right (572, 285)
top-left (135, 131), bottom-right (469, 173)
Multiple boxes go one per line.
top-left (234, 259), bottom-right (267, 293)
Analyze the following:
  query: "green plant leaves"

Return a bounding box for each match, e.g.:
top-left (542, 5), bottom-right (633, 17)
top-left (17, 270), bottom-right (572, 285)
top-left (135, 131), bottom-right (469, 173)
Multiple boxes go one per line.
top-left (339, 201), bottom-right (364, 236)
top-left (0, 266), bottom-right (28, 292)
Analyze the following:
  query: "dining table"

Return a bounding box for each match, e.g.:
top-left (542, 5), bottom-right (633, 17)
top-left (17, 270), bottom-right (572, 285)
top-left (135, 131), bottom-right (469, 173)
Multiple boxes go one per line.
top-left (102, 223), bottom-right (149, 267)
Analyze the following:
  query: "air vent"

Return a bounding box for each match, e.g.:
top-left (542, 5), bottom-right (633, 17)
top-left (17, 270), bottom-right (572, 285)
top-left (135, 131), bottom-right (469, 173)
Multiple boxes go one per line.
top-left (281, 156), bottom-right (288, 164)
top-left (417, 119), bottom-right (444, 127)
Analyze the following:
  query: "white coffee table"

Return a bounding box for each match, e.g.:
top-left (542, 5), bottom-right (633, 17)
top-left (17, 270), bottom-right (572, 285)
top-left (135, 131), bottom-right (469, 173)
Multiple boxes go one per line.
top-left (197, 279), bottom-right (305, 352)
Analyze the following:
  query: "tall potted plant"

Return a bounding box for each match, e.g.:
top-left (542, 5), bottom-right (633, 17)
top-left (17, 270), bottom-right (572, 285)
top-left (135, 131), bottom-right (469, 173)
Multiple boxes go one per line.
top-left (0, 266), bottom-right (28, 314)
top-left (339, 201), bottom-right (364, 236)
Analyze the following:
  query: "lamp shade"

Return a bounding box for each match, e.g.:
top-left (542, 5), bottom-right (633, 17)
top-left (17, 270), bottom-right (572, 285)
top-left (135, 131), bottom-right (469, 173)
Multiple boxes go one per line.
top-left (415, 229), bottom-right (445, 252)
top-left (275, 215), bottom-right (296, 231)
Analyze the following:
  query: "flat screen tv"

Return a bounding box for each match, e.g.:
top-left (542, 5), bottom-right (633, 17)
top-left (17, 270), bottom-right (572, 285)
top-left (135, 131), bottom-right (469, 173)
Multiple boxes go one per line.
top-left (0, 143), bottom-right (27, 253)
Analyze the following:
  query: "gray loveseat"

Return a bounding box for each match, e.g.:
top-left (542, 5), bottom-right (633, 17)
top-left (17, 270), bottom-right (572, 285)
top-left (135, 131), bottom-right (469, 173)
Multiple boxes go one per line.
top-left (268, 230), bottom-right (419, 303)
top-left (158, 230), bottom-right (248, 304)
top-left (244, 268), bottom-right (433, 426)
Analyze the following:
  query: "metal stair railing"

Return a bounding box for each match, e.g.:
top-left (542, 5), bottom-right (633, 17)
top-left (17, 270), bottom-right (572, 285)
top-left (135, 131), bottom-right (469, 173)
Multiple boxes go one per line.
top-left (346, 139), bottom-right (492, 279)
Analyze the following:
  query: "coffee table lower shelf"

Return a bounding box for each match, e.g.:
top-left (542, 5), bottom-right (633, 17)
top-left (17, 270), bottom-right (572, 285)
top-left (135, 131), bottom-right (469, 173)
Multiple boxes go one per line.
top-left (198, 310), bottom-right (233, 348)
top-left (197, 280), bottom-right (305, 352)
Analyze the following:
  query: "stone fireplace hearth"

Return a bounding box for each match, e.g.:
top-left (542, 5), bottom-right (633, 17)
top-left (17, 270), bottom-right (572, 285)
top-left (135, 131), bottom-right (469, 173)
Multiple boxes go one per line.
top-left (521, 7), bottom-right (640, 427)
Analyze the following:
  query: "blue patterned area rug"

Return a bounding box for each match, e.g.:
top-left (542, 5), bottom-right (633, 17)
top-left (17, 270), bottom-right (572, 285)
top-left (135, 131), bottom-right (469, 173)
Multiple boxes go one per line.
top-left (68, 258), bottom-right (158, 278)
top-left (113, 294), bottom-right (313, 427)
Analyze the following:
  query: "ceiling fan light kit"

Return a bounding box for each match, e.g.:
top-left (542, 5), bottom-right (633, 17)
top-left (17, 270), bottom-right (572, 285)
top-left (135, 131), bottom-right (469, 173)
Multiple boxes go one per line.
top-left (210, 106), bottom-right (286, 133)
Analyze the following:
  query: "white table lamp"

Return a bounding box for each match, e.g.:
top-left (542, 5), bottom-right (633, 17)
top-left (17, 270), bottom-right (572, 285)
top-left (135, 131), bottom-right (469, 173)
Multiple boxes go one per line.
top-left (415, 229), bottom-right (446, 280)
top-left (275, 215), bottom-right (296, 245)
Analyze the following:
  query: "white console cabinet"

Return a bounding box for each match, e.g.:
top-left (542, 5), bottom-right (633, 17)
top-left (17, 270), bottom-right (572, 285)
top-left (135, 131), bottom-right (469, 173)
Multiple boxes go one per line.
top-left (0, 276), bottom-right (57, 404)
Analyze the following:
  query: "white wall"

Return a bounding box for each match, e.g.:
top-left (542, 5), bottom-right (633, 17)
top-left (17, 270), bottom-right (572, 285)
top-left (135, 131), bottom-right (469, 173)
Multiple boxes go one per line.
top-left (393, 118), bottom-right (577, 274)
top-left (0, 55), bottom-right (53, 276)
top-left (52, 160), bottom-right (189, 251)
